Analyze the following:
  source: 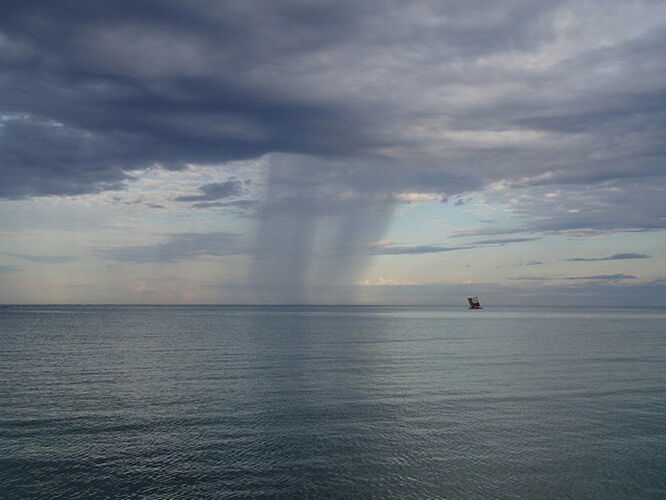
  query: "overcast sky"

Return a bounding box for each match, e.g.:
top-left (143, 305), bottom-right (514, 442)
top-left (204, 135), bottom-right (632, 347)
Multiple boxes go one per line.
top-left (1, 0), bottom-right (664, 305)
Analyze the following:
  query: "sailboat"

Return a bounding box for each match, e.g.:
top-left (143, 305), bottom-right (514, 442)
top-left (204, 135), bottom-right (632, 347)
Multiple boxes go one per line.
top-left (467, 296), bottom-right (482, 309)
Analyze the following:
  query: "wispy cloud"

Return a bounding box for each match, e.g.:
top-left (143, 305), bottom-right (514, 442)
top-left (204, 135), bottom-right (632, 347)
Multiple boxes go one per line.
top-left (515, 260), bottom-right (545, 267)
top-left (369, 235), bottom-right (541, 256)
top-left (98, 232), bottom-right (243, 263)
top-left (2, 252), bottom-right (77, 263)
top-left (565, 253), bottom-right (650, 262)
top-left (369, 245), bottom-right (476, 255)
top-left (508, 273), bottom-right (637, 281)
top-left (473, 237), bottom-right (541, 245)
top-left (358, 276), bottom-right (418, 286)
top-left (190, 199), bottom-right (257, 210)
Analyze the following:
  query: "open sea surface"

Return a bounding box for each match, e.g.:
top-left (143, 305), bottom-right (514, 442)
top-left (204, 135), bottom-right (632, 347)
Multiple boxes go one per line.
top-left (1, 305), bottom-right (665, 498)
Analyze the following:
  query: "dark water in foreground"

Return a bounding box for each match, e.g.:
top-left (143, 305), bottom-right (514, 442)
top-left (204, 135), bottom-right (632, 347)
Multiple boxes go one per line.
top-left (1, 305), bottom-right (665, 499)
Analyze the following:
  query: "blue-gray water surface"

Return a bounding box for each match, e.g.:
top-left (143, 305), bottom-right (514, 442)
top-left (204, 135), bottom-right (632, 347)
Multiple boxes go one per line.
top-left (1, 305), bottom-right (665, 499)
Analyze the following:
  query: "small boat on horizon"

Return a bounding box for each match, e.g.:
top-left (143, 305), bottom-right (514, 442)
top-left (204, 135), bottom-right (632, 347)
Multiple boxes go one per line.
top-left (467, 296), bottom-right (483, 309)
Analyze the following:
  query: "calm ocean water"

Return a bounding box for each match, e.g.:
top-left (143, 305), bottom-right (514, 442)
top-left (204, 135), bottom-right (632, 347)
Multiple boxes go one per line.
top-left (1, 305), bottom-right (665, 499)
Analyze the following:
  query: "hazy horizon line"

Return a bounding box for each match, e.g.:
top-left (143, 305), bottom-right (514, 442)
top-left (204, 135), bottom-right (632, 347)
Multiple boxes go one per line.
top-left (1, 303), bottom-right (662, 308)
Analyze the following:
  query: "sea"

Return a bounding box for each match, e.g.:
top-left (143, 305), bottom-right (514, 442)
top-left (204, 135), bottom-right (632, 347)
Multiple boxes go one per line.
top-left (1, 305), bottom-right (665, 499)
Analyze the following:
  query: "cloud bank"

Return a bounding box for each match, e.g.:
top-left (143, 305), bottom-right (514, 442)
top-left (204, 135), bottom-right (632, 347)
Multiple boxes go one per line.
top-left (98, 232), bottom-right (242, 263)
top-left (174, 180), bottom-right (243, 202)
top-left (1, 1), bottom-right (664, 303)
top-left (565, 253), bottom-right (650, 262)
top-left (508, 273), bottom-right (638, 281)
top-left (1, 0), bottom-right (664, 200)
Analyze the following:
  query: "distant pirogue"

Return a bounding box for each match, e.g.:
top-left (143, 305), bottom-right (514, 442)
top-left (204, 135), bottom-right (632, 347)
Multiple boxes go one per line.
top-left (467, 296), bottom-right (482, 309)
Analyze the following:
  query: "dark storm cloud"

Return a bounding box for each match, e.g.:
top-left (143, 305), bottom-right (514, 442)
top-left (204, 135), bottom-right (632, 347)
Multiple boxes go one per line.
top-left (0, 117), bottom-right (134, 198)
top-left (565, 253), bottom-right (650, 262)
top-left (2, 0), bottom-right (665, 304)
top-left (98, 232), bottom-right (242, 263)
top-left (174, 179), bottom-right (243, 202)
top-left (0, 0), bottom-right (385, 198)
top-left (1, 0), bottom-right (664, 200)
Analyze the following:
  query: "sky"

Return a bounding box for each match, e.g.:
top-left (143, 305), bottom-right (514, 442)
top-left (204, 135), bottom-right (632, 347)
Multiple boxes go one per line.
top-left (1, 0), bottom-right (665, 305)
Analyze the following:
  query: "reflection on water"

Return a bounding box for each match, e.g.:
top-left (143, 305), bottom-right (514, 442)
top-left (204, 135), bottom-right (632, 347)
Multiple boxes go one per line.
top-left (1, 305), bottom-right (665, 498)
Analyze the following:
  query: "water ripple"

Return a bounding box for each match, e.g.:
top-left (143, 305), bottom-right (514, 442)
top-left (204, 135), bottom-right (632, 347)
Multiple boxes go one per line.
top-left (1, 305), bottom-right (665, 498)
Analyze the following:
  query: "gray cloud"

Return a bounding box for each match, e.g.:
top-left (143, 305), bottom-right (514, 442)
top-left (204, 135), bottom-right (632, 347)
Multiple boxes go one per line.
top-left (370, 245), bottom-right (476, 255)
top-left (0, 1), bottom-right (663, 201)
top-left (2, 252), bottom-right (77, 263)
top-left (174, 179), bottom-right (243, 202)
top-left (0, 265), bottom-right (18, 273)
top-left (515, 260), bottom-right (544, 266)
top-left (191, 199), bottom-right (257, 210)
top-left (562, 274), bottom-right (638, 281)
top-left (0, 1), bottom-right (386, 198)
top-left (565, 253), bottom-right (650, 262)
top-left (98, 232), bottom-right (242, 263)
top-left (473, 237), bottom-right (541, 245)
top-left (1, 1), bottom-right (664, 303)
top-left (508, 273), bottom-right (637, 281)
top-left (456, 179), bottom-right (666, 238)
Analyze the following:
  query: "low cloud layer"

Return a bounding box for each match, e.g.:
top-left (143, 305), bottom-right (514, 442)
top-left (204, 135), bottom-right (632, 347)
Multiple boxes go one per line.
top-left (370, 244), bottom-right (475, 256)
top-left (565, 253), bottom-right (650, 262)
top-left (174, 180), bottom-right (243, 202)
top-left (508, 273), bottom-right (638, 281)
top-left (473, 237), bottom-right (541, 245)
top-left (2, 252), bottom-right (77, 263)
top-left (367, 236), bottom-right (539, 256)
top-left (98, 232), bottom-right (242, 263)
